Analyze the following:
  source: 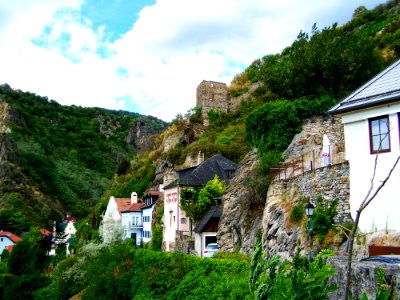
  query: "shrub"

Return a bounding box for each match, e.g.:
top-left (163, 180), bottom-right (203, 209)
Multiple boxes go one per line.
top-left (311, 196), bottom-right (339, 239)
top-left (290, 203), bottom-right (305, 224)
top-left (250, 242), bottom-right (337, 299)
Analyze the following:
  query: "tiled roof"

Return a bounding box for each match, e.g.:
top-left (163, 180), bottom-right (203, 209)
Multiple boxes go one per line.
top-left (194, 205), bottom-right (222, 233)
top-left (114, 198), bottom-right (144, 213)
top-left (329, 59), bottom-right (400, 114)
top-left (40, 229), bottom-right (51, 236)
top-left (165, 154), bottom-right (237, 189)
top-left (0, 231), bottom-right (22, 243)
top-left (121, 202), bottom-right (145, 213)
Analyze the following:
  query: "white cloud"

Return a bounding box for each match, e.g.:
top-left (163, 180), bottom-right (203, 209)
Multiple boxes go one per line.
top-left (0, 0), bottom-right (384, 121)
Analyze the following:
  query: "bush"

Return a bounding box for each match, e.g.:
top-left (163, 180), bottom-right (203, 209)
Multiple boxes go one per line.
top-left (290, 203), bottom-right (305, 224)
top-left (250, 242), bottom-right (337, 299)
top-left (311, 196), bottom-right (339, 240)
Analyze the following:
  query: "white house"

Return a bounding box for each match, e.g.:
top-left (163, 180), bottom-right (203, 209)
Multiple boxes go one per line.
top-left (329, 59), bottom-right (400, 233)
top-left (141, 191), bottom-right (161, 244)
top-left (103, 192), bottom-right (145, 246)
top-left (0, 231), bottom-right (21, 254)
top-left (119, 192), bottom-right (145, 246)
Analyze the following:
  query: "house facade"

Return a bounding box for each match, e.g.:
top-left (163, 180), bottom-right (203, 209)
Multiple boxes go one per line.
top-left (194, 204), bottom-right (221, 257)
top-left (0, 231), bottom-right (21, 254)
top-left (141, 191), bottom-right (161, 244)
top-left (329, 59), bottom-right (400, 233)
top-left (102, 192), bottom-right (145, 246)
top-left (103, 191), bottom-right (162, 246)
top-left (162, 154), bottom-right (237, 252)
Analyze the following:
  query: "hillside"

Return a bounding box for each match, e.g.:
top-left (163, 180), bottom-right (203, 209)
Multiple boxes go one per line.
top-left (105, 0), bottom-right (400, 252)
top-left (0, 0), bottom-right (399, 237)
top-left (2, 2), bottom-right (400, 299)
top-left (0, 84), bottom-right (168, 230)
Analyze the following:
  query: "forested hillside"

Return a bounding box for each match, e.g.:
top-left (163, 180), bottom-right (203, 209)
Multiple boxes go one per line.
top-left (0, 84), bottom-right (167, 231)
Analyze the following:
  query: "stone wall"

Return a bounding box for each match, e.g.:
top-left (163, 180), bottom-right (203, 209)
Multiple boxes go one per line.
top-left (263, 162), bottom-right (351, 258)
top-left (196, 80), bottom-right (228, 126)
top-left (283, 115), bottom-right (345, 168)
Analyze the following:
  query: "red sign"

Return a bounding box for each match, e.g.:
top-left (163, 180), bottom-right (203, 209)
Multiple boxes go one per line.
top-left (165, 192), bottom-right (178, 203)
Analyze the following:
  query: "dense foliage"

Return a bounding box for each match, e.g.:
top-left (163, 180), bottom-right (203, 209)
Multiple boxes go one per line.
top-left (27, 241), bottom-right (252, 300)
top-left (249, 243), bottom-right (337, 299)
top-left (0, 85), bottom-right (167, 225)
top-left (180, 175), bottom-right (226, 221)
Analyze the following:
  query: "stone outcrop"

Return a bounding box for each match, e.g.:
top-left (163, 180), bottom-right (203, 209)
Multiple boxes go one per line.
top-left (218, 115), bottom-right (351, 257)
top-left (218, 149), bottom-right (264, 254)
top-left (328, 256), bottom-right (400, 299)
top-left (126, 119), bottom-right (162, 152)
top-left (263, 162), bottom-right (350, 258)
top-left (260, 115), bottom-right (350, 258)
top-left (0, 99), bottom-right (26, 134)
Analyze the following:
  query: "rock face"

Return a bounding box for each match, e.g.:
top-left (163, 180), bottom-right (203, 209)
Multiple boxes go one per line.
top-left (263, 162), bottom-right (350, 258)
top-left (126, 119), bottom-right (161, 152)
top-left (328, 256), bottom-right (400, 299)
top-left (218, 115), bottom-right (351, 257)
top-left (218, 149), bottom-right (264, 254)
top-left (0, 100), bottom-right (25, 191)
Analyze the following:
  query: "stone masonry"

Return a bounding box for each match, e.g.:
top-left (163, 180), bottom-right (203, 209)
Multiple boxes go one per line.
top-left (196, 80), bottom-right (228, 126)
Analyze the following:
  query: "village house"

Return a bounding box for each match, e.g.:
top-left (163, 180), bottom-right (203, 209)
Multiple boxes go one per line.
top-left (329, 58), bottom-right (400, 233)
top-left (194, 204), bottom-right (222, 257)
top-left (0, 230), bottom-right (22, 254)
top-left (141, 190), bottom-right (161, 243)
top-left (162, 154), bottom-right (237, 253)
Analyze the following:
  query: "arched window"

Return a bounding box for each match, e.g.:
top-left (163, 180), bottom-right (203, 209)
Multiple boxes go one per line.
top-left (180, 218), bottom-right (186, 224)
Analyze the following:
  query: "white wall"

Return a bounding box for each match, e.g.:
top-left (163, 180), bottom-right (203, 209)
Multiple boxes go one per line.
top-left (121, 211), bottom-right (143, 246)
top-left (0, 236), bottom-right (15, 254)
top-left (142, 205), bottom-right (154, 243)
top-left (194, 232), bottom-right (217, 257)
top-left (163, 186), bottom-right (179, 251)
top-left (163, 186), bottom-right (190, 251)
top-left (342, 103), bottom-right (400, 232)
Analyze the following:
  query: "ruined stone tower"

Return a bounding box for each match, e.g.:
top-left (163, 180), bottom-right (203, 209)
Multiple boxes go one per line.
top-left (196, 80), bottom-right (228, 126)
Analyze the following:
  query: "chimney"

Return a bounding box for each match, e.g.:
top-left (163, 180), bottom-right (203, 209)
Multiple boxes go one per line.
top-left (131, 192), bottom-right (138, 204)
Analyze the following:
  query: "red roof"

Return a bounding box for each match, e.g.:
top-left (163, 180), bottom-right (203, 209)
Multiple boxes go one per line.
top-left (5, 245), bottom-right (14, 253)
top-left (40, 228), bottom-right (51, 236)
top-left (0, 231), bottom-right (22, 243)
top-left (114, 198), bottom-right (144, 213)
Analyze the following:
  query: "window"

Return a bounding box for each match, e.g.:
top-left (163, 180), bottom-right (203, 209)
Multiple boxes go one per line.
top-left (180, 218), bottom-right (186, 224)
top-left (369, 116), bottom-right (390, 154)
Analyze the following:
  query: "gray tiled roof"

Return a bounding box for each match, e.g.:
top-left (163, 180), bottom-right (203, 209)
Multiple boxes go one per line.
top-left (329, 59), bottom-right (400, 114)
top-left (178, 154), bottom-right (237, 186)
top-left (164, 154), bottom-right (237, 189)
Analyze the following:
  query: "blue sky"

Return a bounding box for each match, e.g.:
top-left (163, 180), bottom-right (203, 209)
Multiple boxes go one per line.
top-left (0, 0), bottom-right (384, 121)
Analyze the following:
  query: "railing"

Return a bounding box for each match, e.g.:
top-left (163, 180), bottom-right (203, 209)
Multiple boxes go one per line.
top-left (271, 151), bottom-right (346, 182)
top-left (127, 222), bottom-right (143, 228)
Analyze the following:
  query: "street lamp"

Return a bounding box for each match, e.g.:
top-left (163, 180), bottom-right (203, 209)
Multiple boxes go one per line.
top-left (305, 202), bottom-right (315, 263)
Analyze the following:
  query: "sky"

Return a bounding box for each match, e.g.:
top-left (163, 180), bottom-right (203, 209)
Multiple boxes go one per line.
top-left (0, 0), bottom-right (385, 122)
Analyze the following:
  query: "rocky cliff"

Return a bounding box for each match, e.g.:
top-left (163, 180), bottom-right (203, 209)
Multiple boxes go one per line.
top-left (218, 115), bottom-right (351, 257)
top-left (217, 149), bottom-right (264, 253)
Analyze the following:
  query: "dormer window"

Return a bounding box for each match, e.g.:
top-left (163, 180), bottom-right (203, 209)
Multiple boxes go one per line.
top-left (225, 170), bottom-right (235, 178)
top-left (369, 115), bottom-right (390, 154)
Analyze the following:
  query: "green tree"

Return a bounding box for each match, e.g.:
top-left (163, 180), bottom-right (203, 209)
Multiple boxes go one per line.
top-left (180, 176), bottom-right (226, 221)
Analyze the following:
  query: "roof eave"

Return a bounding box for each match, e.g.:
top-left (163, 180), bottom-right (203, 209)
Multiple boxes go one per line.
top-left (328, 95), bottom-right (400, 115)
